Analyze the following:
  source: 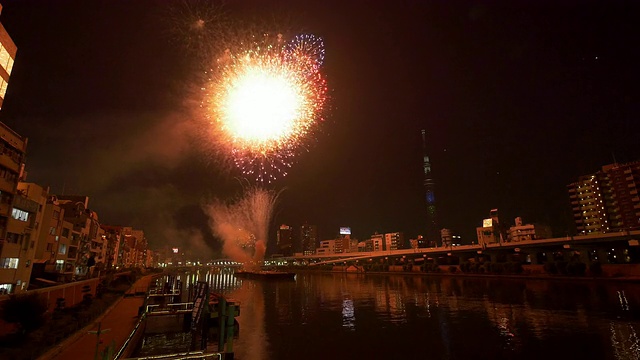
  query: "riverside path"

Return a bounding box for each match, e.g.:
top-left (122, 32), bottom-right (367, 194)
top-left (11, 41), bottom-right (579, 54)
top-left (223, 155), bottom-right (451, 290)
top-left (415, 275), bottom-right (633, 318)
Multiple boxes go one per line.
top-left (39, 274), bottom-right (156, 360)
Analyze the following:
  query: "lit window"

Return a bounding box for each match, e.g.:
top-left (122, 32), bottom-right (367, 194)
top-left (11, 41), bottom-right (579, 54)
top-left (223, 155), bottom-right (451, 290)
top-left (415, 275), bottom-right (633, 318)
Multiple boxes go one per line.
top-left (58, 244), bottom-right (67, 255)
top-left (0, 78), bottom-right (6, 99)
top-left (0, 45), bottom-right (7, 71)
top-left (11, 208), bottom-right (28, 222)
top-left (0, 257), bottom-right (18, 269)
top-left (6, 57), bottom-right (13, 75)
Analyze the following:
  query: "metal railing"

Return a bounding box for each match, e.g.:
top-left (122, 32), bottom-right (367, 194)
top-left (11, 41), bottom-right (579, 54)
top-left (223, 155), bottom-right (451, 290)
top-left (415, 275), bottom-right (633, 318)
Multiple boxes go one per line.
top-left (146, 302), bottom-right (194, 314)
top-left (123, 351), bottom-right (223, 360)
top-left (148, 288), bottom-right (181, 296)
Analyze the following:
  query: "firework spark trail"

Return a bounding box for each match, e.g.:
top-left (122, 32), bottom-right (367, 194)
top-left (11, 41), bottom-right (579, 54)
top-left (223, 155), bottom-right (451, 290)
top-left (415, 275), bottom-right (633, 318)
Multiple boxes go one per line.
top-left (205, 187), bottom-right (280, 268)
top-left (206, 33), bottom-right (328, 183)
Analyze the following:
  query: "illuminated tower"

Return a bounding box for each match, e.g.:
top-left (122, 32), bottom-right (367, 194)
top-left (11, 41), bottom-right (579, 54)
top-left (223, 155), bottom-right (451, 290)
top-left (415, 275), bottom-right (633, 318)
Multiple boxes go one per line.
top-left (422, 130), bottom-right (439, 246)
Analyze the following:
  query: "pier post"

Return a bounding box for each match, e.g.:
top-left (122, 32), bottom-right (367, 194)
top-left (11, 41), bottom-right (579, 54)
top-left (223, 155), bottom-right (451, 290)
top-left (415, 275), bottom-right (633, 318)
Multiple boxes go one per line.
top-left (218, 297), bottom-right (227, 353)
top-left (226, 302), bottom-right (235, 354)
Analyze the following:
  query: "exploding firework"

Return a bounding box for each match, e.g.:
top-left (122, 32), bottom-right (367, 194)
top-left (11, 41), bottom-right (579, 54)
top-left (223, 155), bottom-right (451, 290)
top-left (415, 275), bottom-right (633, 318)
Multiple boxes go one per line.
top-left (284, 34), bottom-right (325, 72)
top-left (205, 33), bottom-right (328, 183)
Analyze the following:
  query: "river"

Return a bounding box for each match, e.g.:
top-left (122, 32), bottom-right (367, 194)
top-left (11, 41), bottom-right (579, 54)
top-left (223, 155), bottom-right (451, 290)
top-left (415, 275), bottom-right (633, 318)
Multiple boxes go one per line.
top-left (177, 269), bottom-right (640, 360)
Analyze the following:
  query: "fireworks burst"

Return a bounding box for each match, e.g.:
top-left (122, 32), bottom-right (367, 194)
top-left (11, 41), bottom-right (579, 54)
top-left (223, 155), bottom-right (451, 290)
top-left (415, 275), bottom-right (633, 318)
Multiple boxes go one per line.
top-left (206, 33), bottom-right (328, 183)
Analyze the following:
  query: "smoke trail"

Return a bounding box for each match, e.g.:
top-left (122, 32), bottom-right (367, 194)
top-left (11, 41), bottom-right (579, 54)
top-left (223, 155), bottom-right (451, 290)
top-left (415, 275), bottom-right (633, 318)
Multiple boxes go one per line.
top-left (204, 187), bottom-right (280, 270)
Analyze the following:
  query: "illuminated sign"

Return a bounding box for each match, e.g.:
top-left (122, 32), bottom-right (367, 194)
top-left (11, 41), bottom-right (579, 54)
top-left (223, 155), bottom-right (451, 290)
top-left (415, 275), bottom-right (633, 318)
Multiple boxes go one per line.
top-left (482, 219), bottom-right (493, 228)
top-left (339, 227), bottom-right (351, 235)
top-left (172, 247), bottom-right (179, 254)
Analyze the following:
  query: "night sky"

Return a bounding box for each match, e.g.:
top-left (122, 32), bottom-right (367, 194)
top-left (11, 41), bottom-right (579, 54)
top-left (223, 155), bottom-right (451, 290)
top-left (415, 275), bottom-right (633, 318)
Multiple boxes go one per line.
top-left (1, 0), bottom-right (639, 256)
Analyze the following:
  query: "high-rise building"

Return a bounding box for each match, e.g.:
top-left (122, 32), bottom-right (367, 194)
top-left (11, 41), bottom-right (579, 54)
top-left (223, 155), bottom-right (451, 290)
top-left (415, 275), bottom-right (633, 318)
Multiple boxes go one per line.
top-left (0, 4), bottom-right (16, 110)
top-left (277, 224), bottom-right (293, 256)
top-left (421, 130), bottom-right (439, 245)
top-left (0, 4), bottom-right (31, 294)
top-left (568, 162), bottom-right (640, 234)
top-left (300, 223), bottom-right (318, 256)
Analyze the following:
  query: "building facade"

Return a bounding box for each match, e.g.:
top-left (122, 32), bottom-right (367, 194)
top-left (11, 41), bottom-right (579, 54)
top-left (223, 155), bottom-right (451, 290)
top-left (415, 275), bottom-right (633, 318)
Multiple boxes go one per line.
top-left (568, 162), bottom-right (640, 234)
top-left (0, 122), bottom-right (27, 293)
top-left (300, 223), bottom-right (318, 256)
top-left (508, 217), bottom-right (552, 242)
top-left (0, 4), bottom-right (16, 110)
top-left (277, 224), bottom-right (293, 256)
top-left (384, 232), bottom-right (404, 251)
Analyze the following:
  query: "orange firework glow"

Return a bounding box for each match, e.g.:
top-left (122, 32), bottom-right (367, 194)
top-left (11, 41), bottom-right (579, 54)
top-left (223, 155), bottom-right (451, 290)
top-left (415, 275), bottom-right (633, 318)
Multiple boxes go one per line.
top-left (206, 34), bottom-right (327, 183)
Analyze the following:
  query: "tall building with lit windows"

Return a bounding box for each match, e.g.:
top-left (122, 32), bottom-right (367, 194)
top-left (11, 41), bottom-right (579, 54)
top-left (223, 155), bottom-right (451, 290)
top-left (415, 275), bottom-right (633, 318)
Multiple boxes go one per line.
top-left (277, 224), bottom-right (293, 256)
top-left (568, 162), bottom-right (640, 234)
top-left (300, 223), bottom-right (318, 256)
top-left (0, 4), bottom-right (16, 109)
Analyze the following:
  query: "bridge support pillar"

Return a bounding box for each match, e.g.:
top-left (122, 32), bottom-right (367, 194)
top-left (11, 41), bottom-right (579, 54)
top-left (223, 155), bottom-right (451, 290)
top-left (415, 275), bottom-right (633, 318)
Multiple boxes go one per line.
top-left (574, 247), bottom-right (592, 264)
top-left (595, 249), bottom-right (610, 264)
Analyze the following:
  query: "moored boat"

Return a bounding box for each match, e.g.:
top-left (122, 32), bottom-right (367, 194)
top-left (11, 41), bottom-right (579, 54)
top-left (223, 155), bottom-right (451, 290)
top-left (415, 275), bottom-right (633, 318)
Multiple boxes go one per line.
top-left (234, 270), bottom-right (296, 280)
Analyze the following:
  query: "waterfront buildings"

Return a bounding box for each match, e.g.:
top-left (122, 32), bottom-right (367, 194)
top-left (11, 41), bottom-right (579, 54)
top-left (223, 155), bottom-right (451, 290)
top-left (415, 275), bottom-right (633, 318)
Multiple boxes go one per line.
top-left (0, 5), bottom-right (153, 294)
top-left (0, 124), bottom-right (26, 293)
top-left (2, 182), bottom-right (43, 292)
top-left (568, 162), bottom-right (640, 234)
top-left (476, 214), bottom-right (551, 247)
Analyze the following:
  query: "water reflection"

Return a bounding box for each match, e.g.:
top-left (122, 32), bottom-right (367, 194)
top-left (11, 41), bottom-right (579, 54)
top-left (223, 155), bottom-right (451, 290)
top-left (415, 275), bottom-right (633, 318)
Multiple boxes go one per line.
top-left (342, 298), bottom-right (355, 330)
top-left (227, 281), bottom-right (267, 360)
top-left (611, 322), bottom-right (640, 360)
top-left (174, 269), bottom-right (640, 360)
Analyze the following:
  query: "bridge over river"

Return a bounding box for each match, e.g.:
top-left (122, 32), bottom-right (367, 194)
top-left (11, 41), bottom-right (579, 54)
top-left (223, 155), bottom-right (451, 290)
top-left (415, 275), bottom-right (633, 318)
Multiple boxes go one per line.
top-left (281, 230), bottom-right (640, 268)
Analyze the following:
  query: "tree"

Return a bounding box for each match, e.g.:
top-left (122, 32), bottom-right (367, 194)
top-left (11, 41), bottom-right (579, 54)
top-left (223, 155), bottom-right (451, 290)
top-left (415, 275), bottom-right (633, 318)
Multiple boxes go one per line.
top-left (0, 293), bottom-right (48, 334)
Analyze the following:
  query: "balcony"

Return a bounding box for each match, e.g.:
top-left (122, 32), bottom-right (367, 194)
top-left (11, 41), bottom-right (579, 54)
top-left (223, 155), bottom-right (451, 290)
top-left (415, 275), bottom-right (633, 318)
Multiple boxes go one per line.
top-left (0, 177), bottom-right (15, 193)
top-left (0, 153), bottom-right (20, 173)
top-left (0, 268), bottom-right (17, 283)
top-left (0, 202), bottom-right (9, 216)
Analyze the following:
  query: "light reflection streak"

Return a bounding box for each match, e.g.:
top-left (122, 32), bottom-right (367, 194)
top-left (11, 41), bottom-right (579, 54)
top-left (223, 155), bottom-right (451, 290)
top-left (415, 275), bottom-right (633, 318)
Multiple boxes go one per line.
top-left (342, 298), bottom-right (355, 330)
top-left (611, 322), bottom-right (640, 360)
